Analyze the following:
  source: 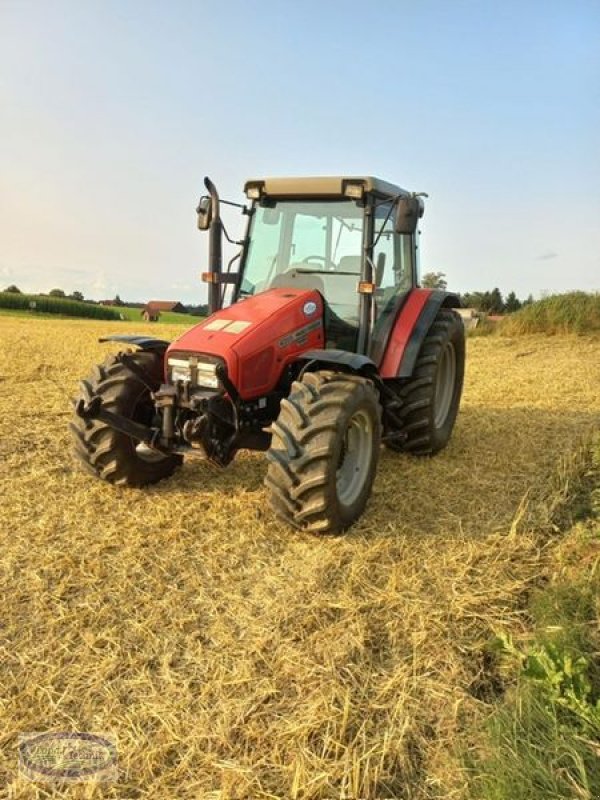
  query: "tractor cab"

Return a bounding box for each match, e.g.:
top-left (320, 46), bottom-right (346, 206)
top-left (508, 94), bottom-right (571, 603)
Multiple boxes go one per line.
top-left (198, 176), bottom-right (425, 357)
top-left (240, 197), bottom-right (366, 351)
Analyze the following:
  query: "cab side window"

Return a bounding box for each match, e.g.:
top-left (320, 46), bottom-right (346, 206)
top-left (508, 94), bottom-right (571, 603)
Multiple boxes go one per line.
top-left (373, 203), bottom-right (414, 317)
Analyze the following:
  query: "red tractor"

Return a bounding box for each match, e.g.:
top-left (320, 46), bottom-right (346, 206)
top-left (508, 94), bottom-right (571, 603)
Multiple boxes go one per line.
top-left (72, 176), bottom-right (465, 533)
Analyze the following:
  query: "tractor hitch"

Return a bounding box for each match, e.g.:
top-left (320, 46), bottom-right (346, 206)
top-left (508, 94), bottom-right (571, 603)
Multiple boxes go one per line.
top-left (75, 396), bottom-right (165, 451)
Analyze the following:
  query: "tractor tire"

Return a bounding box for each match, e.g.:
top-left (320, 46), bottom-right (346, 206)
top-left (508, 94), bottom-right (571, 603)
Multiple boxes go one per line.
top-left (265, 371), bottom-right (382, 533)
top-left (70, 350), bottom-right (182, 486)
top-left (386, 308), bottom-right (465, 455)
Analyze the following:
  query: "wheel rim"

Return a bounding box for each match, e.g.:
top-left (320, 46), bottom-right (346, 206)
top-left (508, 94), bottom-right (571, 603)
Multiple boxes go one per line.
top-left (433, 341), bottom-right (456, 429)
top-left (336, 409), bottom-right (373, 507)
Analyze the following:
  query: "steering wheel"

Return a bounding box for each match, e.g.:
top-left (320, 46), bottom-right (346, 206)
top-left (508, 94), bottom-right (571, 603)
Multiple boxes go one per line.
top-left (302, 255), bottom-right (336, 270)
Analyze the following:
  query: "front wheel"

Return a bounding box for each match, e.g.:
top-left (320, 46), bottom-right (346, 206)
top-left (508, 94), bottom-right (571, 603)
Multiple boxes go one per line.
top-left (70, 350), bottom-right (182, 486)
top-left (265, 371), bottom-right (382, 533)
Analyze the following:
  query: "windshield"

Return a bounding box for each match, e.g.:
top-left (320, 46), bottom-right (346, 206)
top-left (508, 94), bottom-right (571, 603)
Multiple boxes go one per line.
top-left (240, 199), bottom-right (363, 325)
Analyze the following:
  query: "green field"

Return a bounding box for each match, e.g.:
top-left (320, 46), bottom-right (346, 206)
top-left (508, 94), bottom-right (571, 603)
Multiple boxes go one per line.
top-left (0, 300), bottom-right (203, 325)
top-left (104, 304), bottom-right (204, 324)
top-left (0, 291), bottom-right (121, 320)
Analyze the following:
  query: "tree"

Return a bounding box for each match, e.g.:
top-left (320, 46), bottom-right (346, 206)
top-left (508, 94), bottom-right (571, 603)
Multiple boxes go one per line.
top-left (461, 292), bottom-right (474, 308)
top-left (480, 292), bottom-right (491, 311)
top-left (112, 294), bottom-right (123, 306)
top-left (461, 291), bottom-right (484, 310)
top-left (488, 287), bottom-right (504, 314)
top-left (186, 303), bottom-right (209, 316)
top-left (522, 293), bottom-right (534, 307)
top-left (421, 271), bottom-right (448, 290)
top-left (70, 291), bottom-right (84, 302)
top-left (3, 284), bottom-right (21, 293)
top-left (504, 291), bottom-right (522, 313)
top-left (49, 288), bottom-right (66, 297)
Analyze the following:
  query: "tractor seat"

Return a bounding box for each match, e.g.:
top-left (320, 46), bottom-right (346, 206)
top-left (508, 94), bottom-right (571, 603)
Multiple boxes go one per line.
top-left (336, 255), bottom-right (361, 274)
top-left (269, 268), bottom-right (325, 294)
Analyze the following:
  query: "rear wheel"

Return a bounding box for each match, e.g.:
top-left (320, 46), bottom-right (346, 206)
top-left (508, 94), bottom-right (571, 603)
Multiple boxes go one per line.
top-left (70, 350), bottom-right (182, 486)
top-left (265, 371), bottom-right (382, 533)
top-left (386, 308), bottom-right (465, 455)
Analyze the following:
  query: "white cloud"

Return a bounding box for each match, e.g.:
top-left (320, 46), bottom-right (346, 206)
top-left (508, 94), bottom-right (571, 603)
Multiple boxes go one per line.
top-left (91, 272), bottom-right (109, 292)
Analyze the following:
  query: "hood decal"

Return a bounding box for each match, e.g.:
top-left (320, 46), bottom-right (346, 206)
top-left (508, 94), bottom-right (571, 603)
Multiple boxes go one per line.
top-left (204, 319), bottom-right (252, 334)
top-left (279, 319), bottom-right (321, 348)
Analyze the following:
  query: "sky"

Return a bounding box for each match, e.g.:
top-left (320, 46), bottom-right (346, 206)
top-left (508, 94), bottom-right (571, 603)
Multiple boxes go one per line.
top-left (1, 0), bottom-right (599, 304)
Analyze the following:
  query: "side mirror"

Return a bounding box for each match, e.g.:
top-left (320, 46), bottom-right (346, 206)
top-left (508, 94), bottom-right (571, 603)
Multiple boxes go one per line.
top-left (394, 195), bottom-right (425, 235)
top-left (196, 196), bottom-right (212, 230)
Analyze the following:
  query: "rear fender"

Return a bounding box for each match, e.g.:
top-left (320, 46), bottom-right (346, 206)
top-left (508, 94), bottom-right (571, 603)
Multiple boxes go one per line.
top-left (378, 289), bottom-right (461, 379)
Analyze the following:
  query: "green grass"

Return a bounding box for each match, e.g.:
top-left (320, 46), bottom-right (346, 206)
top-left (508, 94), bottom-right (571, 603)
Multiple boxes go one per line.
top-left (0, 307), bottom-right (77, 319)
top-left (105, 305), bottom-right (203, 323)
top-left (0, 298), bottom-right (203, 324)
top-left (470, 688), bottom-right (600, 800)
top-left (500, 291), bottom-right (600, 335)
top-left (468, 435), bottom-right (600, 800)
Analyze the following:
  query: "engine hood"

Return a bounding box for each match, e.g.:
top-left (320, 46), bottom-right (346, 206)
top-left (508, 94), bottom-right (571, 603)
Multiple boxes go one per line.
top-left (166, 288), bottom-right (325, 399)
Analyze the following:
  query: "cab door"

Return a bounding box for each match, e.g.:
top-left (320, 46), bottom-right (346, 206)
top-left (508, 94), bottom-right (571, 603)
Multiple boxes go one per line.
top-left (369, 202), bottom-right (417, 364)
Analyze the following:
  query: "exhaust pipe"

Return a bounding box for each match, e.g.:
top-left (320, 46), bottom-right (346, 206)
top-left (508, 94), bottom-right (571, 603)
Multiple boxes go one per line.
top-left (204, 176), bottom-right (223, 314)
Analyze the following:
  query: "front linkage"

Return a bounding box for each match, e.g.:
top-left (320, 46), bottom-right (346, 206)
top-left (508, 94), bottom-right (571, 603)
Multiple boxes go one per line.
top-left (74, 337), bottom-right (276, 468)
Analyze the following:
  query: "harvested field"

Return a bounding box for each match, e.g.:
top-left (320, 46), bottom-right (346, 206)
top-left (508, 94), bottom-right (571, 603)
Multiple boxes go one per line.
top-left (1, 316), bottom-right (599, 799)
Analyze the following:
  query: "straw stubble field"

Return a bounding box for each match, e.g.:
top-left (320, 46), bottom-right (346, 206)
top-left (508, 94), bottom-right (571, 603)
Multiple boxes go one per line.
top-left (1, 316), bottom-right (599, 799)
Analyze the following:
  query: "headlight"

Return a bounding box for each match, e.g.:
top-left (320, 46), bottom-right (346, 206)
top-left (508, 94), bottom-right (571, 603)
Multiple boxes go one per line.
top-left (196, 362), bottom-right (220, 389)
top-left (167, 357), bottom-right (221, 389)
top-left (168, 358), bottom-right (191, 383)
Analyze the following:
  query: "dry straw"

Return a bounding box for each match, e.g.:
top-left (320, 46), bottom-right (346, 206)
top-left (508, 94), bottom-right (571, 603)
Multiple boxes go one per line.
top-left (0, 317), bottom-right (599, 799)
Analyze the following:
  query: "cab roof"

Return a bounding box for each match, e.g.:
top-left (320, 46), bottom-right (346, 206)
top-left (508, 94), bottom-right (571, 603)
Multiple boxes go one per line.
top-left (243, 175), bottom-right (409, 201)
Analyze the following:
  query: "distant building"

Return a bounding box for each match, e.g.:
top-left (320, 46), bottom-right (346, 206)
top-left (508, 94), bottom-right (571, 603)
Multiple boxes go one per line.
top-left (456, 309), bottom-right (504, 330)
top-left (456, 308), bottom-right (480, 331)
top-left (144, 300), bottom-right (186, 314)
top-left (141, 301), bottom-right (186, 321)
